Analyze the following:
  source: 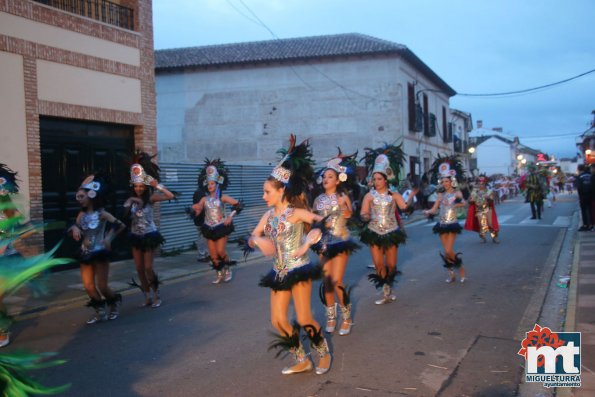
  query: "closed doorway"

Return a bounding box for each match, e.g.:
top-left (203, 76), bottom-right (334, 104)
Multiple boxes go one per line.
top-left (40, 117), bottom-right (134, 265)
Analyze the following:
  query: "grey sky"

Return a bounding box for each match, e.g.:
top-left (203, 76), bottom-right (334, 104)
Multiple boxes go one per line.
top-left (153, 0), bottom-right (595, 159)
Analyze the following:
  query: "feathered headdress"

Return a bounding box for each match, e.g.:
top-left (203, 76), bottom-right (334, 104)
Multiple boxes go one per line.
top-left (0, 164), bottom-right (19, 197)
top-left (315, 148), bottom-right (358, 188)
top-left (271, 134), bottom-right (314, 201)
top-left (130, 151), bottom-right (161, 186)
top-left (429, 154), bottom-right (466, 185)
top-left (361, 142), bottom-right (405, 183)
top-left (198, 158), bottom-right (229, 190)
top-left (79, 171), bottom-right (108, 199)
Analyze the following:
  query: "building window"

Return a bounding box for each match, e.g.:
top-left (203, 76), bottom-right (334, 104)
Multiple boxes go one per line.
top-left (423, 94), bottom-right (429, 136)
top-left (408, 83), bottom-right (416, 133)
top-left (442, 107), bottom-right (448, 143)
top-left (33, 0), bottom-right (135, 31)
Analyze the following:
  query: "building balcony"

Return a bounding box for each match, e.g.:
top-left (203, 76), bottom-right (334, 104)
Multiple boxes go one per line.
top-left (33, 0), bottom-right (134, 30)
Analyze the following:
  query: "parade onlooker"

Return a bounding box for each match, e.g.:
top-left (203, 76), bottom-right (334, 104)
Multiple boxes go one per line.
top-left (576, 164), bottom-right (592, 231)
top-left (525, 164), bottom-right (545, 220)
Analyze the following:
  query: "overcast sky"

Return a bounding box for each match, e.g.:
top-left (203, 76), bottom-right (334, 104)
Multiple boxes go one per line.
top-left (153, 0), bottom-right (595, 159)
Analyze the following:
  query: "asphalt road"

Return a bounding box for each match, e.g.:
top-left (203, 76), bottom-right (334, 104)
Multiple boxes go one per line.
top-left (11, 195), bottom-right (576, 397)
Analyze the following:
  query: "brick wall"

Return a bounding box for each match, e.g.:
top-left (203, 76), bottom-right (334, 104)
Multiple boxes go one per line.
top-left (0, 0), bottom-right (157, 251)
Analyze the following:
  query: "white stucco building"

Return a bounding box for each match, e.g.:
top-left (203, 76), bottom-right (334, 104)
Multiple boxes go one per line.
top-left (155, 33), bottom-right (460, 180)
top-left (468, 121), bottom-right (540, 176)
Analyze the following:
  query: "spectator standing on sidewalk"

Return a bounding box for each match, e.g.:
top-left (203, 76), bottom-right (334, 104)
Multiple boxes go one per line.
top-left (192, 184), bottom-right (210, 262)
top-left (576, 164), bottom-right (593, 231)
top-left (525, 164), bottom-right (545, 220)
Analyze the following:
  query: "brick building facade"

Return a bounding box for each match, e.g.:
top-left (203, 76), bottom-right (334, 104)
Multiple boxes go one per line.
top-left (0, 0), bottom-right (156, 254)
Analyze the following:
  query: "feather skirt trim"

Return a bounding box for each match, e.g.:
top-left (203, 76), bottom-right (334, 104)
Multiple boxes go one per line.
top-left (259, 263), bottom-right (322, 291)
top-left (77, 249), bottom-right (110, 264)
top-left (200, 223), bottom-right (234, 241)
top-left (129, 231), bottom-right (165, 251)
top-left (432, 222), bottom-right (462, 235)
top-left (360, 227), bottom-right (407, 248)
top-left (311, 238), bottom-right (360, 258)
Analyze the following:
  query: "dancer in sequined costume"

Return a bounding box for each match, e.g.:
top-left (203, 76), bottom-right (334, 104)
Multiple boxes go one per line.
top-left (192, 159), bottom-right (243, 284)
top-left (311, 150), bottom-right (359, 335)
top-left (248, 135), bottom-right (331, 376)
top-left (360, 148), bottom-right (416, 304)
top-left (124, 152), bottom-right (174, 308)
top-left (68, 173), bottom-right (126, 324)
top-left (424, 155), bottom-right (467, 283)
top-left (464, 176), bottom-right (500, 243)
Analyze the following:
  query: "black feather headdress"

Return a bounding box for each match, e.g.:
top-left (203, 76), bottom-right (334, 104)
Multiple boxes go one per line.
top-left (198, 158), bottom-right (229, 190)
top-left (360, 142), bottom-right (405, 183)
top-left (130, 150), bottom-right (161, 185)
top-left (315, 148), bottom-right (358, 189)
top-left (429, 154), bottom-right (466, 184)
top-left (271, 134), bottom-right (314, 202)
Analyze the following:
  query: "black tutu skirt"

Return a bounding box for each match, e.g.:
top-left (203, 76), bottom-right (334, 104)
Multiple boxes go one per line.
top-left (201, 223), bottom-right (234, 241)
top-left (432, 222), bottom-right (463, 235)
top-left (311, 237), bottom-right (360, 259)
top-left (259, 262), bottom-right (323, 291)
top-left (77, 248), bottom-right (110, 264)
top-left (129, 231), bottom-right (165, 251)
top-left (360, 227), bottom-right (407, 248)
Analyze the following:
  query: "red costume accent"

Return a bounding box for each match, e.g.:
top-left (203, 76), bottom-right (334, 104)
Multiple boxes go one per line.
top-left (464, 201), bottom-right (499, 232)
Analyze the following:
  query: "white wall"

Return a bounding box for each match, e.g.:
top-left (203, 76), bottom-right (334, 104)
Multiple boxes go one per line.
top-left (0, 51), bottom-right (30, 217)
top-left (476, 137), bottom-right (515, 176)
top-left (37, 60), bottom-right (142, 112)
top-left (156, 56), bottom-right (453, 170)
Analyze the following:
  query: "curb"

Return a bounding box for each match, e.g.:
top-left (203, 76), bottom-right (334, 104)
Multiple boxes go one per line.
top-left (556, 233), bottom-right (581, 397)
top-left (13, 252), bottom-right (266, 321)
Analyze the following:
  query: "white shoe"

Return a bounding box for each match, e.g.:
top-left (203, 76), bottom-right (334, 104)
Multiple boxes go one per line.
top-left (374, 295), bottom-right (396, 305)
top-left (212, 272), bottom-right (224, 284)
top-left (224, 269), bottom-right (233, 283)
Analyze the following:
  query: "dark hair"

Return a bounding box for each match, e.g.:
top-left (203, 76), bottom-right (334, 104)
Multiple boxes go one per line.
top-left (266, 176), bottom-right (308, 210)
top-left (321, 168), bottom-right (349, 195)
top-left (372, 172), bottom-right (388, 181)
top-left (131, 183), bottom-right (152, 207)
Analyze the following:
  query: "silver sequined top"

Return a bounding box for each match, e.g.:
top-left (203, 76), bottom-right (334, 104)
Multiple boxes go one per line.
top-left (130, 203), bottom-right (158, 235)
top-left (313, 193), bottom-right (349, 240)
top-left (264, 207), bottom-right (309, 280)
top-left (470, 189), bottom-right (492, 214)
top-left (204, 196), bottom-right (226, 227)
top-left (368, 189), bottom-right (398, 235)
top-left (78, 210), bottom-right (108, 255)
top-left (438, 192), bottom-right (459, 225)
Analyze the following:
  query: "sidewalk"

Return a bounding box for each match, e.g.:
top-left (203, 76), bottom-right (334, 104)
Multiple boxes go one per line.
top-left (559, 230), bottom-right (595, 396)
top-left (7, 243), bottom-right (264, 320)
top-left (8, 212), bottom-right (428, 320)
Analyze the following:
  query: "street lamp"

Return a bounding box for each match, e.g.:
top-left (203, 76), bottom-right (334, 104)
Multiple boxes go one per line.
top-left (517, 154), bottom-right (523, 161)
top-left (468, 146), bottom-right (475, 154)
top-left (521, 159), bottom-right (527, 164)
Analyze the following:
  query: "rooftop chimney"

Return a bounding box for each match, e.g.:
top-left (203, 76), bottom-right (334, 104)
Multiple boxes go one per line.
top-left (493, 127), bottom-right (503, 132)
top-left (477, 120), bottom-right (483, 129)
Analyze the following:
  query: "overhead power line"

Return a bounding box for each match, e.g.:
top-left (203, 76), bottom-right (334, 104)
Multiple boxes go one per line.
top-left (457, 69), bottom-right (595, 97)
top-left (227, 1), bottom-right (594, 103)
